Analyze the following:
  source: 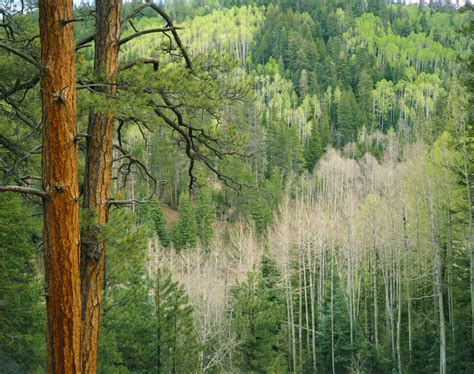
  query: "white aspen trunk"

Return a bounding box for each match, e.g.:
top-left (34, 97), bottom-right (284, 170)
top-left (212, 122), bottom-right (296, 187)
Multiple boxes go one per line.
top-left (298, 250), bottom-right (303, 370)
top-left (373, 241), bottom-right (379, 353)
top-left (396, 259), bottom-right (403, 374)
top-left (402, 204), bottom-right (413, 363)
top-left (331, 245), bottom-right (336, 374)
top-left (427, 188), bottom-right (447, 374)
top-left (307, 238), bottom-right (317, 370)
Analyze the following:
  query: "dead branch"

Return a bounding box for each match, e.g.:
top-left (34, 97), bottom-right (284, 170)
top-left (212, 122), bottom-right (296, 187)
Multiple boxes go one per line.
top-left (0, 185), bottom-right (48, 199)
top-left (119, 57), bottom-right (160, 72)
top-left (118, 26), bottom-right (182, 46)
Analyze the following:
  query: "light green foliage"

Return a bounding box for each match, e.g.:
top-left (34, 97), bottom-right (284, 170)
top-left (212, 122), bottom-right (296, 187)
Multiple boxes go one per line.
top-left (1, 1), bottom-right (473, 372)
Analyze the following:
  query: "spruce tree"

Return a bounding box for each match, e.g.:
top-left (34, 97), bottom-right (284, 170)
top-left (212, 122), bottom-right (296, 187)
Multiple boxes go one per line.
top-left (320, 108), bottom-right (332, 151)
top-left (230, 256), bottom-right (287, 373)
top-left (337, 87), bottom-right (363, 145)
top-left (155, 269), bottom-right (199, 374)
top-left (195, 188), bottom-right (215, 246)
top-left (150, 204), bottom-right (171, 248)
top-left (305, 120), bottom-right (324, 172)
top-left (357, 69), bottom-right (374, 128)
top-left (318, 281), bottom-right (354, 372)
top-left (172, 193), bottom-right (198, 250)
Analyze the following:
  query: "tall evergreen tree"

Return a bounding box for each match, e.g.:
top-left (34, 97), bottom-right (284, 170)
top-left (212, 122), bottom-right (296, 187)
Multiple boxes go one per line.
top-left (150, 204), bottom-right (171, 248)
top-left (172, 193), bottom-right (198, 250)
top-left (357, 69), bottom-right (374, 128)
top-left (230, 256), bottom-right (287, 373)
top-left (338, 87), bottom-right (363, 145)
top-left (305, 120), bottom-right (324, 172)
top-left (195, 188), bottom-right (215, 246)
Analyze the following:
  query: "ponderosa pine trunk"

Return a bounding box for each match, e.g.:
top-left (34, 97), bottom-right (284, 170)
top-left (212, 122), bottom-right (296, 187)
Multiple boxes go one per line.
top-left (80, 0), bottom-right (121, 372)
top-left (39, 0), bottom-right (82, 371)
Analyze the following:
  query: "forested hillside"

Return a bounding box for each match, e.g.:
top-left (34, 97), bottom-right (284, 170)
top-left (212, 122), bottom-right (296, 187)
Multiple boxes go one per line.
top-left (0, 0), bottom-right (473, 372)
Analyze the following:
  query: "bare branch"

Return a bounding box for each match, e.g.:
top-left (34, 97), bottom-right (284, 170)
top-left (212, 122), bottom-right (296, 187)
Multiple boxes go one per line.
top-left (113, 143), bottom-right (158, 198)
top-left (119, 57), bottom-right (160, 72)
top-left (0, 185), bottom-right (48, 199)
top-left (118, 26), bottom-right (182, 46)
top-left (75, 35), bottom-right (94, 50)
top-left (145, 1), bottom-right (193, 69)
top-left (108, 196), bottom-right (165, 207)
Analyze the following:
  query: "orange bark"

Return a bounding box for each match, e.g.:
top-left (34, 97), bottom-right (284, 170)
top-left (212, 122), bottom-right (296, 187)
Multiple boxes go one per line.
top-left (39, 0), bottom-right (82, 372)
top-left (80, 0), bottom-right (121, 372)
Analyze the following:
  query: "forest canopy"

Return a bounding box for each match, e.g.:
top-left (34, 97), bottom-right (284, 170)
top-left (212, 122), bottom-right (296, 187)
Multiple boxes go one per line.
top-left (0, 0), bottom-right (473, 373)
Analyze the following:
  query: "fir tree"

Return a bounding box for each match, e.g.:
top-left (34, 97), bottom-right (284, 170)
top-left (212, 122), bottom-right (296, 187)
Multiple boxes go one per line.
top-left (172, 193), bottom-right (197, 250)
top-left (320, 108), bottom-right (332, 151)
top-left (155, 269), bottom-right (199, 374)
top-left (337, 87), bottom-right (363, 145)
top-left (195, 188), bottom-right (215, 246)
top-left (357, 69), bottom-right (374, 128)
top-left (305, 120), bottom-right (324, 172)
top-left (150, 204), bottom-right (171, 248)
top-left (230, 256), bottom-right (287, 373)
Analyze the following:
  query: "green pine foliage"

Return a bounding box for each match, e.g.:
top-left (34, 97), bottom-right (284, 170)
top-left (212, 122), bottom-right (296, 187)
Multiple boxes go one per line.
top-left (0, 194), bottom-right (45, 372)
top-left (1, 0), bottom-right (473, 372)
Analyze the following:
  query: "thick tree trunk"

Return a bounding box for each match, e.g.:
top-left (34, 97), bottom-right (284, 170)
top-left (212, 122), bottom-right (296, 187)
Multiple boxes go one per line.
top-left (39, 0), bottom-right (81, 371)
top-left (80, 0), bottom-right (121, 372)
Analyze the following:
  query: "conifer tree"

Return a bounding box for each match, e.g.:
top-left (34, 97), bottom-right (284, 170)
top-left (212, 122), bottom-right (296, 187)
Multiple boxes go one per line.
top-left (320, 109), bottom-right (333, 150)
top-left (305, 120), bottom-right (324, 172)
top-left (230, 256), bottom-right (287, 373)
top-left (155, 269), bottom-right (199, 374)
top-left (151, 204), bottom-right (171, 248)
top-left (338, 87), bottom-right (363, 145)
top-left (172, 193), bottom-right (198, 250)
top-left (318, 281), bottom-right (354, 372)
top-left (357, 69), bottom-right (374, 127)
top-left (196, 188), bottom-right (215, 246)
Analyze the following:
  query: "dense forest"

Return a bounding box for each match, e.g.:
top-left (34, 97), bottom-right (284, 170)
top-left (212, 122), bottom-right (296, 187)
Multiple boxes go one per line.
top-left (0, 0), bottom-right (473, 372)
